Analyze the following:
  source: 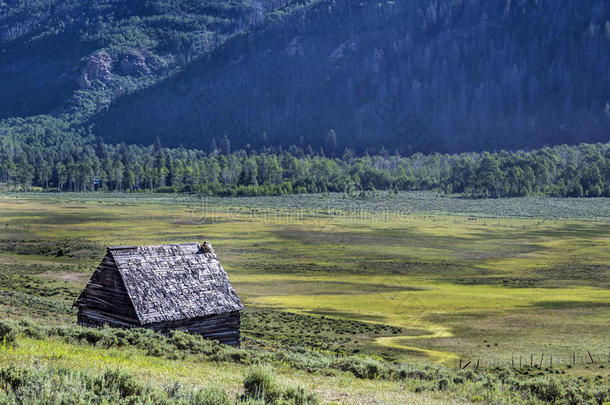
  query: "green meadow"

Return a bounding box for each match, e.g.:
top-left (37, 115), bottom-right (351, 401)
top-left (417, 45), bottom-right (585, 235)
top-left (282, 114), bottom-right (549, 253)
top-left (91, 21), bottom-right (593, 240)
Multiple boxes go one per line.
top-left (0, 192), bottom-right (609, 403)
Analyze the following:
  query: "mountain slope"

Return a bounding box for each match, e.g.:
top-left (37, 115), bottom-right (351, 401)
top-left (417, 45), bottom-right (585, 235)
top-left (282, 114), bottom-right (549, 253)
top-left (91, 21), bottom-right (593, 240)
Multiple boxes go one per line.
top-left (1, 0), bottom-right (610, 153)
top-left (0, 0), bottom-right (290, 119)
top-left (93, 0), bottom-right (610, 153)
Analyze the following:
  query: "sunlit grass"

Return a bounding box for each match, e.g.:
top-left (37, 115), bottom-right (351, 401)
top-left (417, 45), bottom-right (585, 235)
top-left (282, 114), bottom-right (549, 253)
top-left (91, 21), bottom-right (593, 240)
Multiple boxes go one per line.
top-left (0, 338), bottom-right (442, 404)
top-left (0, 193), bottom-right (609, 367)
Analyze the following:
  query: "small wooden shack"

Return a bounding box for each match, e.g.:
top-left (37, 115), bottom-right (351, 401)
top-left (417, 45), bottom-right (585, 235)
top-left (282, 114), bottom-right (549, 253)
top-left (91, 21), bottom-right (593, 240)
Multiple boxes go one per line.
top-left (74, 242), bottom-right (243, 346)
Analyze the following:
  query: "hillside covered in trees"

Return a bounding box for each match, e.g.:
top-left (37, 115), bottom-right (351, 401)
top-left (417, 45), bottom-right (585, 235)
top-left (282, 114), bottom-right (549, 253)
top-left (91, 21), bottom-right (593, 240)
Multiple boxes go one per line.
top-left (1, 0), bottom-right (609, 155)
top-left (0, 118), bottom-right (608, 197)
top-left (97, 0), bottom-right (610, 153)
top-left (0, 0), bottom-right (292, 119)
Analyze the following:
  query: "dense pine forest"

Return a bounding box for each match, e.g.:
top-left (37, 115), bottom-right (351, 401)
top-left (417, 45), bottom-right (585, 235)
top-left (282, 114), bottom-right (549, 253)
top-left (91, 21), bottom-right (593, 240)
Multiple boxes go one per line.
top-left (1, 0), bottom-right (610, 155)
top-left (98, 0), bottom-right (610, 153)
top-left (0, 123), bottom-right (608, 197)
top-left (1, 0), bottom-right (609, 198)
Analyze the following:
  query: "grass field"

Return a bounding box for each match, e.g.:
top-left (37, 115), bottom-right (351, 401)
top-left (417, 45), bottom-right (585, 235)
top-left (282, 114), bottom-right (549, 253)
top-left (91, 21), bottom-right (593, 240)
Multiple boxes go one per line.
top-left (0, 192), bottom-right (609, 403)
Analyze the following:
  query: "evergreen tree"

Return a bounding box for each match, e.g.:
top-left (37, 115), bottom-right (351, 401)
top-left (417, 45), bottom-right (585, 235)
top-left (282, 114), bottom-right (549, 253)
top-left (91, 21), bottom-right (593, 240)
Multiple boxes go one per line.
top-left (221, 136), bottom-right (231, 155)
top-left (325, 129), bottom-right (338, 157)
top-left (154, 148), bottom-right (166, 188)
top-left (96, 137), bottom-right (107, 159)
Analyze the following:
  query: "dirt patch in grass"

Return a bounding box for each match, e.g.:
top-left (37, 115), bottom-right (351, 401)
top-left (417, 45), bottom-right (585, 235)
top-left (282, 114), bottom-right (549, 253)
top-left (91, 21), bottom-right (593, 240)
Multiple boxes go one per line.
top-left (302, 308), bottom-right (388, 323)
top-left (535, 264), bottom-right (610, 287)
top-left (36, 272), bottom-right (91, 285)
top-left (0, 238), bottom-right (103, 259)
top-left (453, 276), bottom-right (543, 287)
top-left (453, 263), bottom-right (610, 288)
top-left (531, 300), bottom-right (610, 309)
top-left (239, 262), bottom-right (344, 274)
top-left (275, 226), bottom-right (477, 253)
top-left (360, 259), bottom-right (475, 277)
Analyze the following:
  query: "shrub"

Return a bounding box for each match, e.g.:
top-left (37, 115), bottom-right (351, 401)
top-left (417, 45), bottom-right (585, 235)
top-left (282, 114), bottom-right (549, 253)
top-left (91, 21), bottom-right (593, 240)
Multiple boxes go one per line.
top-left (0, 320), bottom-right (17, 346)
top-left (225, 347), bottom-right (253, 364)
top-left (518, 377), bottom-right (564, 402)
top-left (96, 368), bottom-right (144, 398)
top-left (281, 385), bottom-right (319, 405)
top-left (336, 356), bottom-right (386, 379)
top-left (0, 367), bottom-right (32, 391)
top-left (76, 328), bottom-right (106, 345)
top-left (592, 387), bottom-right (609, 405)
top-left (190, 387), bottom-right (231, 405)
top-left (396, 365), bottom-right (436, 381)
top-left (437, 378), bottom-right (450, 391)
top-left (452, 376), bottom-right (465, 384)
top-left (165, 381), bottom-right (183, 398)
top-left (0, 365), bottom-right (173, 404)
top-left (242, 365), bottom-right (279, 402)
top-left (410, 380), bottom-right (435, 393)
top-left (170, 330), bottom-right (218, 356)
top-left (21, 325), bottom-right (45, 339)
top-left (141, 335), bottom-right (171, 356)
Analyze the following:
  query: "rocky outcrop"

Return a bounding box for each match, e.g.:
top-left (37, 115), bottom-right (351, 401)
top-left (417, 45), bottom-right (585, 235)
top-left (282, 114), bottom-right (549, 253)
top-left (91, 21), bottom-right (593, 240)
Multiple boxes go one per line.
top-left (328, 40), bottom-right (358, 61)
top-left (78, 49), bottom-right (155, 88)
top-left (78, 51), bottom-right (113, 88)
top-left (118, 51), bottom-right (150, 75)
top-left (283, 37), bottom-right (305, 56)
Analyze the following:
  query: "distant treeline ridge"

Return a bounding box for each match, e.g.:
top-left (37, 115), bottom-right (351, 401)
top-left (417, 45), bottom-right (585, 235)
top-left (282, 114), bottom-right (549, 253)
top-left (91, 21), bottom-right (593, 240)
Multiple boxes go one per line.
top-left (0, 130), bottom-right (608, 198)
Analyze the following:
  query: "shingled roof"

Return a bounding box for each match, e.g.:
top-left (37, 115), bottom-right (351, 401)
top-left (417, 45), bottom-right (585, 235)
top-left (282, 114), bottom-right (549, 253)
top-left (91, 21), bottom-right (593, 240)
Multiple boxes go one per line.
top-left (106, 242), bottom-right (243, 325)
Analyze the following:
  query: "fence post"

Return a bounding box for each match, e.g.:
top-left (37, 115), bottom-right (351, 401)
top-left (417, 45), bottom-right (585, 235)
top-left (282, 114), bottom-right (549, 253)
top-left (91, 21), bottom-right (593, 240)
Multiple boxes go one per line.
top-left (572, 352), bottom-right (575, 365)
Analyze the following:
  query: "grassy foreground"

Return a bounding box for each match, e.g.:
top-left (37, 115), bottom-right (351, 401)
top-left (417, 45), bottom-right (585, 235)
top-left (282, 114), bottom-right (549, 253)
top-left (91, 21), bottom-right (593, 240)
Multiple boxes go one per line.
top-left (0, 192), bottom-right (609, 403)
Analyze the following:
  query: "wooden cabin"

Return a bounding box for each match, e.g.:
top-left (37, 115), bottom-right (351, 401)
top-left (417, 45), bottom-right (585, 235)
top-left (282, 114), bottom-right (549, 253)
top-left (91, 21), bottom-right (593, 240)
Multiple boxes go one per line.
top-left (74, 242), bottom-right (243, 346)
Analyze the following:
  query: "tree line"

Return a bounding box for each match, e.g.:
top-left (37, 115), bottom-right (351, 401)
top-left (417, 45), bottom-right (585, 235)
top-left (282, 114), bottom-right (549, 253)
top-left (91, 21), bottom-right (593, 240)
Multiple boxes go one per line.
top-left (0, 129), bottom-right (608, 198)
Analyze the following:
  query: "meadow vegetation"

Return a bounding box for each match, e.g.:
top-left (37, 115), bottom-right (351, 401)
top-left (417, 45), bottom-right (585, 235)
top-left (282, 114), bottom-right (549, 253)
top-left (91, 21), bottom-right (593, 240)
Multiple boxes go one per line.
top-left (0, 192), bottom-right (608, 403)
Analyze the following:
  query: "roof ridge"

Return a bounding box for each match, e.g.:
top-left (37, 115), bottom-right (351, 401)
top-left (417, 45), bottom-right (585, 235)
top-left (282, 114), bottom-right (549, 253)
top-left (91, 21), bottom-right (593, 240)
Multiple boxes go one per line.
top-left (107, 242), bottom-right (200, 250)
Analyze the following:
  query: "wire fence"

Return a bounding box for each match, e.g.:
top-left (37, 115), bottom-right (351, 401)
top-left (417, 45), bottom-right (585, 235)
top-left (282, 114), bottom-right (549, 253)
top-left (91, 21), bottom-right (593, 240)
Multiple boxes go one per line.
top-left (455, 351), bottom-right (610, 370)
